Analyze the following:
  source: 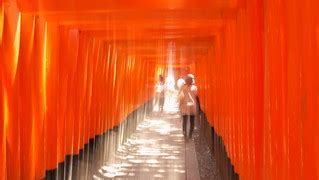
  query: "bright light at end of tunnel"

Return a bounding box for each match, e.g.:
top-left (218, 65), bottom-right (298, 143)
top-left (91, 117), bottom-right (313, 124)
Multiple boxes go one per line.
top-left (164, 42), bottom-right (178, 113)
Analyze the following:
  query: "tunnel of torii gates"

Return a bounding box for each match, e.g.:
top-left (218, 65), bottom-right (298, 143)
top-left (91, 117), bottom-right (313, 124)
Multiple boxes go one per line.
top-left (0, 0), bottom-right (319, 179)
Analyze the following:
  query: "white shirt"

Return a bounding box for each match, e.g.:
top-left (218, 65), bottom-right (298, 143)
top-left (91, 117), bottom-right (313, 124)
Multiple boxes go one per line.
top-left (155, 82), bottom-right (165, 96)
top-left (177, 78), bottom-right (185, 89)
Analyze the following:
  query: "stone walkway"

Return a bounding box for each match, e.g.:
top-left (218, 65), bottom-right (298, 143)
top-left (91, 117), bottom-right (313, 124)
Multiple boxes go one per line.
top-left (64, 92), bottom-right (220, 180)
top-left (92, 112), bottom-right (200, 180)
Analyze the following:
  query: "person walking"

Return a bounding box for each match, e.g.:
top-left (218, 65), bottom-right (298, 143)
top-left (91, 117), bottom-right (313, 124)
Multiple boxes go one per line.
top-left (178, 74), bottom-right (198, 139)
top-left (155, 75), bottom-right (165, 113)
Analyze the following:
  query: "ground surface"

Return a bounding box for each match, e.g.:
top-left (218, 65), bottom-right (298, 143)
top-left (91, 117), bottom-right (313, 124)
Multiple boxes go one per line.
top-left (193, 119), bottom-right (222, 180)
top-left (68, 92), bottom-right (221, 180)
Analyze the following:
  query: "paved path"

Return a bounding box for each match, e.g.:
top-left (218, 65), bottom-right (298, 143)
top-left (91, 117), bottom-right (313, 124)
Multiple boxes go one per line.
top-left (92, 111), bottom-right (200, 180)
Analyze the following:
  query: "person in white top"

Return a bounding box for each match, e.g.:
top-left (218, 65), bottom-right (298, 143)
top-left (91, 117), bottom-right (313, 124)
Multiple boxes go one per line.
top-left (177, 78), bottom-right (185, 90)
top-left (178, 74), bottom-right (198, 139)
top-left (155, 75), bottom-right (165, 112)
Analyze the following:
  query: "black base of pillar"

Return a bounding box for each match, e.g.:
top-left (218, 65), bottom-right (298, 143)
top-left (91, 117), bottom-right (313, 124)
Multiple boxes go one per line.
top-left (199, 112), bottom-right (240, 180)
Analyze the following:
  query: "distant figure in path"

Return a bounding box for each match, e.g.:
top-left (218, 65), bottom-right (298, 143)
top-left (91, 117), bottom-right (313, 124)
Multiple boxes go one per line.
top-left (179, 74), bottom-right (198, 139)
top-left (155, 75), bottom-right (165, 112)
top-left (176, 78), bottom-right (185, 91)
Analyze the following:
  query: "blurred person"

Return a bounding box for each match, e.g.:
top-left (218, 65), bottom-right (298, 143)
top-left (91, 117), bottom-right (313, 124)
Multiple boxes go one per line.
top-left (186, 73), bottom-right (201, 114)
top-left (176, 77), bottom-right (185, 105)
top-left (155, 75), bottom-right (165, 112)
top-left (178, 74), bottom-right (198, 139)
top-left (177, 78), bottom-right (185, 90)
top-left (187, 73), bottom-right (195, 84)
